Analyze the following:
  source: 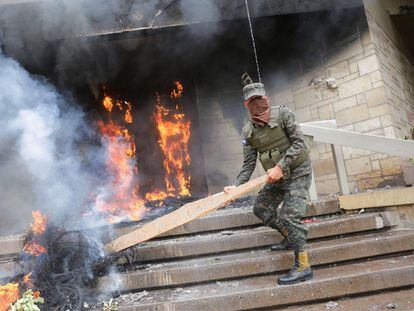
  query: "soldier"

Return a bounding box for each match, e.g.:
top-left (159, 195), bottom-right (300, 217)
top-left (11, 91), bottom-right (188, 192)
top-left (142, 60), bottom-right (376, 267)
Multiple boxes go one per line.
top-left (224, 74), bottom-right (313, 285)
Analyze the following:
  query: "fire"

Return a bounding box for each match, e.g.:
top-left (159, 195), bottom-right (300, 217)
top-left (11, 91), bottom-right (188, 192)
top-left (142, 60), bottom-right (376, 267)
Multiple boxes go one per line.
top-left (154, 93), bottom-right (191, 196)
top-left (0, 282), bottom-right (19, 311)
top-left (124, 101), bottom-right (133, 123)
top-left (23, 210), bottom-right (47, 257)
top-left (96, 94), bottom-right (147, 221)
top-left (23, 242), bottom-right (47, 257)
top-left (102, 95), bottom-right (113, 112)
top-left (145, 190), bottom-right (168, 202)
top-left (95, 82), bottom-right (192, 220)
top-left (23, 273), bottom-right (32, 287)
top-left (171, 81), bottom-right (183, 99)
top-left (30, 210), bottom-right (47, 235)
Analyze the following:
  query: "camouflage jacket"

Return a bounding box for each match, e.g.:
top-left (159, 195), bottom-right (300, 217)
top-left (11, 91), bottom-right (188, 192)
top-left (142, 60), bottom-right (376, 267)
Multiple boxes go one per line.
top-left (235, 106), bottom-right (312, 186)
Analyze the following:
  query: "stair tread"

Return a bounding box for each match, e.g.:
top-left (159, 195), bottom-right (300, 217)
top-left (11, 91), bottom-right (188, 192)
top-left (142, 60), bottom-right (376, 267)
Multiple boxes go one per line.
top-left (119, 213), bottom-right (387, 262)
top-left (108, 198), bottom-right (339, 240)
top-left (285, 287), bottom-right (414, 310)
top-left (99, 229), bottom-right (414, 292)
top-left (117, 254), bottom-right (414, 310)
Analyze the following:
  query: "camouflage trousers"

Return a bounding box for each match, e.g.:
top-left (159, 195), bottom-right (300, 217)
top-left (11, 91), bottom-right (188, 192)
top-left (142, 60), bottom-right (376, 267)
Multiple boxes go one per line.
top-left (253, 173), bottom-right (312, 252)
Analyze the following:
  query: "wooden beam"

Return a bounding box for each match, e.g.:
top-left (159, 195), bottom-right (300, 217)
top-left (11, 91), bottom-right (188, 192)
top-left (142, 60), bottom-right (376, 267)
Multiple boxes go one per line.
top-left (105, 175), bottom-right (267, 253)
top-left (339, 187), bottom-right (414, 210)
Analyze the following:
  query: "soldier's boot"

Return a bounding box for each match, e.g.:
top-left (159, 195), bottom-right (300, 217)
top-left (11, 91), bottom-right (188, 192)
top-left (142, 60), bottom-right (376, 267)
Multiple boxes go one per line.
top-left (277, 250), bottom-right (313, 285)
top-left (270, 228), bottom-right (292, 251)
top-left (270, 237), bottom-right (292, 251)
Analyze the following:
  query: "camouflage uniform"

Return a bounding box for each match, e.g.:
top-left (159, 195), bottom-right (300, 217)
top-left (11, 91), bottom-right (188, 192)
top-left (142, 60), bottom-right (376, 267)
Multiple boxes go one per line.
top-left (235, 105), bottom-right (312, 252)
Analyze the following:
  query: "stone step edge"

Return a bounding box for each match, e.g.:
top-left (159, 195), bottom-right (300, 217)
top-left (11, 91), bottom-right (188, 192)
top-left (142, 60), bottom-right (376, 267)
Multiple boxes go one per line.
top-left (118, 212), bottom-right (397, 262)
top-left (98, 229), bottom-right (414, 292)
top-left (100, 198), bottom-right (340, 242)
top-left (0, 199), bottom-right (339, 257)
top-left (284, 287), bottom-right (414, 311)
top-left (117, 254), bottom-right (414, 311)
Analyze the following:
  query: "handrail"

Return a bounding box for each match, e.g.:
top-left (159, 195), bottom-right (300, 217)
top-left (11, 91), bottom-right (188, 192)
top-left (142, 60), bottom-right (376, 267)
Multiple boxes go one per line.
top-left (301, 120), bottom-right (414, 158)
top-left (300, 119), bottom-right (414, 199)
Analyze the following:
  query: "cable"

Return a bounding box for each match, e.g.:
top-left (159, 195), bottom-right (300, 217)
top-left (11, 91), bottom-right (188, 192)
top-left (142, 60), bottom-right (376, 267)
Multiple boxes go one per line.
top-left (244, 0), bottom-right (262, 83)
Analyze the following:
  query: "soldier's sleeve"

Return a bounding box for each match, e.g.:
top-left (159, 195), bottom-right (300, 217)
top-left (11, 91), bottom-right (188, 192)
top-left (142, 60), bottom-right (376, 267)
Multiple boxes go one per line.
top-left (276, 106), bottom-right (307, 178)
top-left (235, 143), bottom-right (258, 186)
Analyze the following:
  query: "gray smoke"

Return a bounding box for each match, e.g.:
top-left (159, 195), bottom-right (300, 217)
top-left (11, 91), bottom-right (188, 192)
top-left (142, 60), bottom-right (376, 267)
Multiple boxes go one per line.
top-left (0, 50), bottom-right (106, 234)
top-left (0, 0), bottom-right (223, 86)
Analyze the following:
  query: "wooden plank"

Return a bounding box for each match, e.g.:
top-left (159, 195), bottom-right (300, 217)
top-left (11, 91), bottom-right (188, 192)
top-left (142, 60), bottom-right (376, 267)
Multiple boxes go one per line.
top-left (105, 175), bottom-right (267, 253)
top-left (339, 187), bottom-right (414, 210)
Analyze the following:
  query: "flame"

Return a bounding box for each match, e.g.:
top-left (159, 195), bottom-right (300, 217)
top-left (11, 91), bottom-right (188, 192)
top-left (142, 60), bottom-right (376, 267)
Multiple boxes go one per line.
top-left (0, 283), bottom-right (19, 311)
top-left (23, 241), bottom-right (46, 257)
top-left (145, 190), bottom-right (168, 202)
top-left (171, 81), bottom-right (183, 99)
top-left (124, 101), bottom-right (133, 123)
top-left (30, 210), bottom-right (47, 235)
top-left (23, 273), bottom-right (32, 287)
top-left (154, 92), bottom-right (191, 197)
top-left (23, 211), bottom-right (47, 257)
top-left (96, 94), bottom-right (147, 221)
top-left (95, 83), bottom-right (191, 220)
top-left (102, 95), bottom-right (113, 112)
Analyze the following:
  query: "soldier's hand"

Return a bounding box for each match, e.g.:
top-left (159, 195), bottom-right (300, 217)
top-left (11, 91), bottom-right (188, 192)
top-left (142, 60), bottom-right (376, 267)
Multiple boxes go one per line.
top-left (266, 165), bottom-right (283, 183)
top-left (224, 185), bottom-right (236, 194)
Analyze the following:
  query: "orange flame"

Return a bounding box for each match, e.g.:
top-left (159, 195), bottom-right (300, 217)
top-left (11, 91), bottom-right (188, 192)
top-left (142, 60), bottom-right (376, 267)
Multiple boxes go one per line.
top-left (23, 273), bottom-right (32, 287)
top-left (102, 95), bottom-right (113, 112)
top-left (0, 282), bottom-right (19, 311)
top-left (145, 190), bottom-right (168, 202)
top-left (154, 92), bottom-right (191, 197)
top-left (23, 211), bottom-right (47, 257)
top-left (96, 83), bottom-right (191, 220)
top-left (30, 210), bottom-right (47, 235)
top-left (171, 81), bottom-right (183, 99)
top-left (23, 241), bottom-right (46, 257)
top-left (96, 94), bottom-right (147, 221)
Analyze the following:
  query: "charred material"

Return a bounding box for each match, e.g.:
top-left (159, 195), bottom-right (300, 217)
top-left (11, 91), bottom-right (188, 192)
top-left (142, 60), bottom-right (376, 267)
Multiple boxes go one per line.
top-left (23, 226), bottom-right (113, 310)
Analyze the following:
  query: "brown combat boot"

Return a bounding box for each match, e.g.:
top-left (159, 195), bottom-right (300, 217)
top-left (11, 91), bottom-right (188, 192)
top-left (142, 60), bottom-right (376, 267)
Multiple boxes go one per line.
top-left (277, 250), bottom-right (313, 285)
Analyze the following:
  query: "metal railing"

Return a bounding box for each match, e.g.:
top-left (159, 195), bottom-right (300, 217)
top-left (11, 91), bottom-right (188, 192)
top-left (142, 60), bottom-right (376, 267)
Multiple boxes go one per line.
top-left (301, 120), bottom-right (414, 201)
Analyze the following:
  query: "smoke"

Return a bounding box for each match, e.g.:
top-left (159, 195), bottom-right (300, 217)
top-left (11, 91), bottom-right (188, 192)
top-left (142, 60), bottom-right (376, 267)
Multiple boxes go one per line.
top-left (0, 0), bottom-right (224, 87)
top-left (0, 50), bottom-right (106, 234)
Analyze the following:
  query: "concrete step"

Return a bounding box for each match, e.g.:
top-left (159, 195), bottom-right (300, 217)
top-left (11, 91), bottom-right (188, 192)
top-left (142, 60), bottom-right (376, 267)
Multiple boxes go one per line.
top-left (118, 212), bottom-right (394, 263)
top-left (115, 254), bottom-right (414, 311)
top-left (98, 229), bottom-right (414, 292)
top-left (101, 198), bottom-right (340, 242)
top-left (0, 234), bottom-right (24, 257)
top-left (0, 199), bottom-right (339, 258)
top-left (285, 287), bottom-right (414, 310)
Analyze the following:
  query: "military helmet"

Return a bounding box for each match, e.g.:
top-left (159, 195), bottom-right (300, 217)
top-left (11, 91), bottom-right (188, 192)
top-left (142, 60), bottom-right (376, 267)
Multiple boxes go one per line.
top-left (241, 72), bottom-right (265, 100)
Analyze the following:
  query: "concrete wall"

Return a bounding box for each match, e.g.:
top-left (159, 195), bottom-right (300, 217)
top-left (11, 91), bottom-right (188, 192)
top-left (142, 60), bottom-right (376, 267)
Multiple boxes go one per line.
top-left (195, 84), bottom-right (265, 194)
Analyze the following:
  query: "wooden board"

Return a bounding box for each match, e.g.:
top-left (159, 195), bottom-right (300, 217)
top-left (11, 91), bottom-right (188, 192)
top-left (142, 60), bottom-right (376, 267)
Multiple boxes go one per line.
top-left (105, 175), bottom-right (267, 253)
top-left (339, 187), bottom-right (414, 210)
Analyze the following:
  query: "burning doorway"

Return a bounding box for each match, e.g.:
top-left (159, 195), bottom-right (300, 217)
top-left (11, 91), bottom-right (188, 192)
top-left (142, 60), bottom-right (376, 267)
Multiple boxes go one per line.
top-left (91, 80), bottom-right (203, 222)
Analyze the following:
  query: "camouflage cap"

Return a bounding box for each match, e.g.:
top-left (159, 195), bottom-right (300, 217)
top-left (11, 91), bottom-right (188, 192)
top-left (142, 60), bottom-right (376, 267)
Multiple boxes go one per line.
top-left (242, 83), bottom-right (266, 100)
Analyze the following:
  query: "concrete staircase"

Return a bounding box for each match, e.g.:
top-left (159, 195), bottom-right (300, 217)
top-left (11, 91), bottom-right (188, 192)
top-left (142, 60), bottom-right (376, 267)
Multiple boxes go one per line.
top-left (98, 199), bottom-right (414, 310)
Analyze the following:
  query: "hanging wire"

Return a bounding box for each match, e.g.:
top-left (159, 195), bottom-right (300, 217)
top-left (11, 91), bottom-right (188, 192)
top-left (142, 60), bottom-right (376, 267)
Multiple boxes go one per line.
top-left (244, 0), bottom-right (262, 83)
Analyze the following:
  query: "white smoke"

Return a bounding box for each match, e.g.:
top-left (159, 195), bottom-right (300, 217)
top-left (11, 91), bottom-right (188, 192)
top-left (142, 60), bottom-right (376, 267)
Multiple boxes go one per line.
top-left (0, 50), bottom-right (106, 234)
